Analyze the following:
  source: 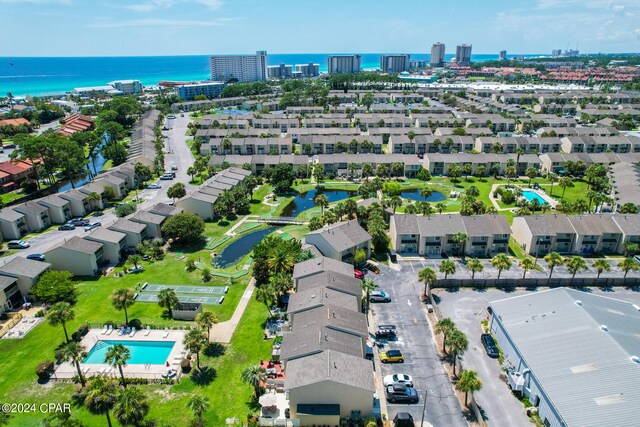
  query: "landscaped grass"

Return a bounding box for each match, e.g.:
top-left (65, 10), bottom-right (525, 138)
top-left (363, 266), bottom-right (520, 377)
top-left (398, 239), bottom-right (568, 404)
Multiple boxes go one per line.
top-left (1, 190), bottom-right (25, 205)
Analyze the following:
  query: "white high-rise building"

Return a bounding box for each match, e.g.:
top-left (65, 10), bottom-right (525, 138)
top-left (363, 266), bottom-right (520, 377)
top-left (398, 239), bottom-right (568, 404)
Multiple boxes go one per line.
top-left (455, 44), bottom-right (472, 66)
top-left (430, 42), bottom-right (445, 67)
top-left (327, 55), bottom-right (361, 74)
top-left (267, 64), bottom-right (293, 79)
top-left (380, 55), bottom-right (410, 74)
top-left (295, 63), bottom-right (320, 77)
top-left (209, 51), bottom-right (267, 82)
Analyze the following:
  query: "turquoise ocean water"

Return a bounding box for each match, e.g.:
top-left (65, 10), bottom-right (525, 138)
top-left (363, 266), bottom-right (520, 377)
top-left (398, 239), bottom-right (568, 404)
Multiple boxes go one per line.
top-left (0, 53), bottom-right (543, 97)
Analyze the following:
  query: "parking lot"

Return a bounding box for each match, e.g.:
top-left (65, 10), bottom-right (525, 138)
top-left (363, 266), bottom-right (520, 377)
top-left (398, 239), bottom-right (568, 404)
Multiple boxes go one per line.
top-left (370, 264), bottom-right (467, 427)
top-left (433, 286), bottom-right (640, 427)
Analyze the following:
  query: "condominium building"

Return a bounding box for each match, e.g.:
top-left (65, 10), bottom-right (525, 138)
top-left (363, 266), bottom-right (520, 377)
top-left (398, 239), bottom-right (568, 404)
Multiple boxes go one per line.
top-left (430, 42), bottom-right (446, 67)
top-left (175, 82), bottom-right (225, 101)
top-left (267, 64), bottom-right (293, 79)
top-left (380, 54), bottom-right (410, 74)
top-left (499, 50), bottom-right (507, 60)
top-left (295, 63), bottom-right (320, 77)
top-left (209, 51), bottom-right (267, 82)
top-left (410, 60), bottom-right (427, 69)
top-left (108, 80), bottom-right (143, 94)
top-left (327, 55), bottom-right (361, 74)
top-left (455, 44), bottom-right (472, 66)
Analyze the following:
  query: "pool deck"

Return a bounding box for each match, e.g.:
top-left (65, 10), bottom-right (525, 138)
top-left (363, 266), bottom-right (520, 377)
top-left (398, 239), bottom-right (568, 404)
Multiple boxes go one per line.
top-left (54, 329), bottom-right (188, 381)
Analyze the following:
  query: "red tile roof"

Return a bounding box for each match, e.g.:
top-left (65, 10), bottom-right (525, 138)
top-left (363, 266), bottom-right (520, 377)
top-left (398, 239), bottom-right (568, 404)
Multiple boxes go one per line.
top-left (0, 160), bottom-right (34, 176)
top-left (56, 114), bottom-right (94, 136)
top-left (0, 118), bottom-right (30, 127)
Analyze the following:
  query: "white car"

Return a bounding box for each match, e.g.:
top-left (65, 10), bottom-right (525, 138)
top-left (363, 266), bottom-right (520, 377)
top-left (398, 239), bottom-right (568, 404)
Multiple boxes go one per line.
top-left (383, 374), bottom-right (414, 388)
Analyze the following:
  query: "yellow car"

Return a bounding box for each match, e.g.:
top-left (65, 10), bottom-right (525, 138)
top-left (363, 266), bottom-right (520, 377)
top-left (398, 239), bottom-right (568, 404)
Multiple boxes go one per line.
top-left (380, 350), bottom-right (404, 363)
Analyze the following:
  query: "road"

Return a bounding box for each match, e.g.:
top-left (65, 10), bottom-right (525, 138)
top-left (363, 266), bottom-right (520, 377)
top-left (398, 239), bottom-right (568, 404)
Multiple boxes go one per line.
top-left (433, 286), bottom-right (640, 427)
top-left (370, 264), bottom-right (467, 427)
top-left (0, 114), bottom-right (195, 263)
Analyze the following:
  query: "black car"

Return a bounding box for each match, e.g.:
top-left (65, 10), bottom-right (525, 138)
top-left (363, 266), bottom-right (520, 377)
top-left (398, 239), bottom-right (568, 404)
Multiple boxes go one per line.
top-left (385, 383), bottom-right (419, 404)
top-left (58, 224), bottom-right (76, 231)
top-left (393, 412), bottom-right (414, 427)
top-left (481, 333), bottom-right (499, 358)
top-left (374, 329), bottom-right (396, 340)
top-left (26, 254), bottom-right (46, 262)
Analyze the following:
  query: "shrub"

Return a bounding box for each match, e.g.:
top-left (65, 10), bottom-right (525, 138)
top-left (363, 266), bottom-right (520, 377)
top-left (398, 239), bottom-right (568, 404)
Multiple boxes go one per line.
top-left (180, 358), bottom-right (191, 373)
top-left (493, 187), bottom-right (504, 197)
top-left (36, 360), bottom-right (55, 379)
top-left (501, 190), bottom-right (516, 204)
top-left (115, 202), bottom-right (137, 218)
top-left (35, 309), bottom-right (46, 318)
top-left (71, 324), bottom-right (89, 341)
top-left (201, 268), bottom-right (212, 282)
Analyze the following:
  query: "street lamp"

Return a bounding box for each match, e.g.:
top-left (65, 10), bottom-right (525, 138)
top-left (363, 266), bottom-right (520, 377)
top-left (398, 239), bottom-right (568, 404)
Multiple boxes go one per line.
top-left (420, 387), bottom-right (428, 427)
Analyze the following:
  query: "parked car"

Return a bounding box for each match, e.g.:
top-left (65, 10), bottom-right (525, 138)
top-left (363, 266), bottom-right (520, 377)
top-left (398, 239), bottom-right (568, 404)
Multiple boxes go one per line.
top-left (171, 164), bottom-right (178, 170)
top-left (481, 333), bottom-right (499, 358)
top-left (127, 266), bottom-right (144, 274)
top-left (84, 222), bottom-right (101, 232)
top-left (26, 254), bottom-right (46, 262)
top-left (370, 290), bottom-right (391, 303)
top-left (92, 211), bottom-right (104, 217)
top-left (383, 374), bottom-right (414, 388)
top-left (385, 383), bottom-right (418, 404)
top-left (380, 349), bottom-right (404, 363)
top-left (375, 329), bottom-right (397, 340)
top-left (147, 183), bottom-right (162, 189)
top-left (7, 240), bottom-right (30, 249)
top-left (378, 324), bottom-right (396, 332)
top-left (68, 218), bottom-right (90, 227)
top-left (159, 174), bottom-right (173, 180)
top-left (393, 412), bottom-right (414, 427)
top-left (58, 224), bottom-right (76, 231)
top-left (354, 269), bottom-right (364, 280)
top-left (364, 260), bottom-right (380, 274)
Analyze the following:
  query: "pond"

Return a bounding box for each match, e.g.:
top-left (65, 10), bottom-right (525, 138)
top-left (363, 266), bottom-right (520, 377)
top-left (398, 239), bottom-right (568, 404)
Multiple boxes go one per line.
top-left (400, 188), bottom-right (446, 202)
top-left (58, 134), bottom-right (109, 192)
top-left (281, 189), bottom-right (355, 218)
top-left (211, 227), bottom-right (276, 269)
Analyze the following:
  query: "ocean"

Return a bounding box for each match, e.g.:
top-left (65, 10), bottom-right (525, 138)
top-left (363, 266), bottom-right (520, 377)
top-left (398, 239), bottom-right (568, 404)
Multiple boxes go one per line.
top-left (0, 53), bottom-right (544, 97)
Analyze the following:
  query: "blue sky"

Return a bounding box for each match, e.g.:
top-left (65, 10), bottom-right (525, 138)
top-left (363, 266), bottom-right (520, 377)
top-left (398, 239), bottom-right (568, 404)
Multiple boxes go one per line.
top-left (0, 0), bottom-right (639, 56)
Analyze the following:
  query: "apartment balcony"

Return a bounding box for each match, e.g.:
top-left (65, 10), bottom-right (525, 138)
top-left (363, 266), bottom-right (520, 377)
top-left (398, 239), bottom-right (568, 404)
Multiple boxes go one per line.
top-left (556, 238), bottom-right (572, 243)
top-left (602, 238), bottom-right (619, 243)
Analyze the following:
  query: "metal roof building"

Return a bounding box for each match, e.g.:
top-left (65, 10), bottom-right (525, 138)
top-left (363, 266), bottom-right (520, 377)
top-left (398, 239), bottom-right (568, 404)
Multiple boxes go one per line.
top-left (489, 288), bottom-right (640, 427)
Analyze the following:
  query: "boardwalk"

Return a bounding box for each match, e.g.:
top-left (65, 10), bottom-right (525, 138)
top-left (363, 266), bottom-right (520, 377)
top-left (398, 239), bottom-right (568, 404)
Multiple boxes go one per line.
top-left (257, 217), bottom-right (306, 225)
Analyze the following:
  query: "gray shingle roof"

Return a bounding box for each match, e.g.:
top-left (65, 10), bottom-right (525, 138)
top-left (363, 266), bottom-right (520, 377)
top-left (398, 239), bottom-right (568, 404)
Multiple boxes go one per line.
top-left (291, 305), bottom-right (367, 337)
top-left (0, 276), bottom-right (17, 291)
top-left (288, 286), bottom-right (359, 314)
top-left (109, 219), bottom-right (146, 234)
top-left (295, 271), bottom-right (362, 297)
top-left (84, 228), bottom-right (126, 244)
top-left (48, 236), bottom-right (102, 254)
top-left (518, 214), bottom-right (576, 236)
top-left (305, 220), bottom-right (371, 253)
top-left (285, 350), bottom-right (375, 391)
top-left (0, 257), bottom-right (50, 278)
top-left (280, 325), bottom-right (364, 361)
top-left (490, 288), bottom-right (640, 427)
top-left (612, 214), bottom-right (640, 236)
top-left (292, 256), bottom-right (354, 279)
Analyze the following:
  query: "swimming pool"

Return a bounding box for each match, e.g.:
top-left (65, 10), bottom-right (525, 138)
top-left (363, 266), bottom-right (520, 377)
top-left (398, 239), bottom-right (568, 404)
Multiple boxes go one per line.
top-left (83, 340), bottom-right (175, 365)
top-left (521, 190), bottom-right (546, 204)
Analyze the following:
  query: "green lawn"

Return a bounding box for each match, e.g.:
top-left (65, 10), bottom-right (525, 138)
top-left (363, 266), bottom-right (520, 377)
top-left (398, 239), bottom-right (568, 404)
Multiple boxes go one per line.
top-left (1, 190), bottom-right (25, 205)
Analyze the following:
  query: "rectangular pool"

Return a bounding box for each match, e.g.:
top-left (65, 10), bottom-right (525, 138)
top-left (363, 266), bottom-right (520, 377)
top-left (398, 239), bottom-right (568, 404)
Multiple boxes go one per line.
top-left (521, 190), bottom-right (546, 204)
top-left (83, 340), bottom-right (175, 365)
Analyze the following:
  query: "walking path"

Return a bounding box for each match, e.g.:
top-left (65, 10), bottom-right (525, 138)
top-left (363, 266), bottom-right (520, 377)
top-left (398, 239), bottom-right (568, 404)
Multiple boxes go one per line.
top-left (488, 183), bottom-right (517, 212)
top-left (208, 278), bottom-right (255, 343)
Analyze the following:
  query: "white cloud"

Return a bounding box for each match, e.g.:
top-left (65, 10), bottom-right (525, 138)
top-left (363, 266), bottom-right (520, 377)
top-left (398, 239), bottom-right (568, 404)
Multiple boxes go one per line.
top-left (124, 0), bottom-right (223, 12)
top-left (86, 17), bottom-right (233, 28)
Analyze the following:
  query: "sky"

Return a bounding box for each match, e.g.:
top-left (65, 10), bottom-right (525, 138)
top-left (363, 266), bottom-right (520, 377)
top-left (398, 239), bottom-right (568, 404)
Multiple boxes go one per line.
top-left (0, 0), bottom-right (639, 56)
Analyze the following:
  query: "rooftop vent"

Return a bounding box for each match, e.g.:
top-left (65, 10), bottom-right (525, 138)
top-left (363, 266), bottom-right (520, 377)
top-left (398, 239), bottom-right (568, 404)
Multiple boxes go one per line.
top-left (575, 300), bottom-right (583, 306)
top-left (631, 356), bottom-right (640, 364)
top-left (600, 324), bottom-right (609, 332)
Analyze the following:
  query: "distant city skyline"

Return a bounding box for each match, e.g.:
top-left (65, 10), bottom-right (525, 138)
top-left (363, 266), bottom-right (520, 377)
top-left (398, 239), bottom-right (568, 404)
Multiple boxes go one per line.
top-left (0, 0), bottom-right (638, 57)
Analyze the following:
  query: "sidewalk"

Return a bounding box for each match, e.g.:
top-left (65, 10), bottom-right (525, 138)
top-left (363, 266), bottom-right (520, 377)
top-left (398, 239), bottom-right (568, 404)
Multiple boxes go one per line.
top-left (208, 278), bottom-right (255, 343)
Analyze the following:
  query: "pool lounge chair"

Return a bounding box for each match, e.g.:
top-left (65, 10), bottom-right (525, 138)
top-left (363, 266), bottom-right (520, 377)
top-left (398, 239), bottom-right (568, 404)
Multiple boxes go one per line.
top-left (117, 327), bottom-right (124, 336)
top-left (129, 327), bottom-right (136, 337)
top-left (144, 326), bottom-right (151, 336)
top-left (162, 329), bottom-right (169, 338)
top-left (101, 325), bottom-right (109, 335)
top-left (105, 325), bottom-right (113, 335)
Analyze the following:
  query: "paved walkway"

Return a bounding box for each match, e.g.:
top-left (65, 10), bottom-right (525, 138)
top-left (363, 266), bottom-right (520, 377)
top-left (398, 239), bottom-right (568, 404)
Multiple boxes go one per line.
top-left (208, 278), bottom-right (255, 343)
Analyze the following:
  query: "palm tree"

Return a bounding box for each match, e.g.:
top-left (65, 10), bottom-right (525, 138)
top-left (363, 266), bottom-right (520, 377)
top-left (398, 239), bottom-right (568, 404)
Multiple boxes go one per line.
top-left (558, 177), bottom-right (573, 200)
top-left (84, 375), bottom-right (118, 427)
top-left (241, 365), bottom-right (267, 398)
top-left (445, 328), bottom-right (468, 377)
top-left (314, 193), bottom-right (329, 215)
top-left (434, 318), bottom-right (455, 353)
top-left (111, 288), bottom-right (135, 326)
top-left (619, 257), bottom-right (639, 278)
top-left (114, 386), bottom-right (149, 427)
top-left (60, 342), bottom-right (87, 387)
top-left (467, 258), bottom-right (484, 280)
top-left (347, 162), bottom-right (358, 179)
top-left (435, 202), bottom-right (447, 214)
top-left (418, 267), bottom-right (437, 299)
top-left (593, 259), bottom-right (611, 279)
top-left (457, 369), bottom-right (483, 406)
top-left (187, 395), bottom-right (210, 427)
top-left (420, 187), bottom-right (432, 200)
top-left (361, 278), bottom-right (377, 319)
top-left (519, 258), bottom-right (535, 279)
top-left (439, 260), bottom-right (456, 279)
top-left (87, 191), bottom-right (102, 210)
top-left (466, 185), bottom-right (480, 199)
top-left (452, 232), bottom-right (469, 256)
top-left (196, 311), bottom-right (219, 341)
top-left (547, 173), bottom-right (558, 196)
top-left (505, 166), bottom-right (517, 187)
top-left (255, 283), bottom-right (275, 317)
top-left (127, 254), bottom-right (142, 271)
top-left (184, 328), bottom-right (208, 370)
top-left (157, 288), bottom-right (179, 318)
top-left (544, 252), bottom-right (564, 280)
top-left (270, 272), bottom-right (293, 304)
top-left (105, 344), bottom-right (131, 388)
top-left (47, 302), bottom-right (75, 343)
top-left (267, 244), bottom-right (297, 276)
top-left (515, 147), bottom-right (525, 169)
top-left (186, 166), bottom-right (197, 183)
top-left (491, 253), bottom-right (512, 280)
top-left (565, 256), bottom-right (587, 284)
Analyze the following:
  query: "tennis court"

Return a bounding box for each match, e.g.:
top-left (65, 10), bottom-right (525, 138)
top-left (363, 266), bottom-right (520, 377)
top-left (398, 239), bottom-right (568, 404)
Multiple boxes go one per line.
top-left (135, 293), bottom-right (224, 305)
top-left (141, 284), bottom-right (229, 295)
